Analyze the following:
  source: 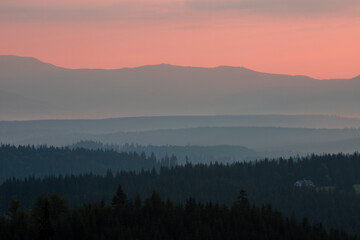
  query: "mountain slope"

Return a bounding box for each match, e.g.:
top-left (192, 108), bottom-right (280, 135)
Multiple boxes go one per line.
top-left (1, 55), bottom-right (359, 120)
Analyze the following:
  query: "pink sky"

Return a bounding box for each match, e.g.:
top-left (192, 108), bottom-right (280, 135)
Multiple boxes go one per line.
top-left (1, 0), bottom-right (360, 79)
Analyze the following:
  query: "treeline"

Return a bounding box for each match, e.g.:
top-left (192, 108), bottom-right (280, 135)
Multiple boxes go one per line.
top-left (0, 187), bottom-right (357, 240)
top-left (0, 144), bottom-right (177, 182)
top-left (69, 140), bottom-right (257, 164)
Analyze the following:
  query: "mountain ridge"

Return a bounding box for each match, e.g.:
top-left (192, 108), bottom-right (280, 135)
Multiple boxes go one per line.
top-left (1, 55), bottom-right (359, 120)
top-left (2, 55), bottom-right (356, 80)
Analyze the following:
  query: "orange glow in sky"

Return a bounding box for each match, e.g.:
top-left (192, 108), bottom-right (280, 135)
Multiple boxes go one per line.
top-left (1, 0), bottom-right (360, 79)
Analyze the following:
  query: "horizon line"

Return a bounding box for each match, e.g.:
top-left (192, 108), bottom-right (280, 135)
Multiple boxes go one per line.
top-left (2, 113), bottom-right (360, 123)
top-left (2, 54), bottom-right (359, 81)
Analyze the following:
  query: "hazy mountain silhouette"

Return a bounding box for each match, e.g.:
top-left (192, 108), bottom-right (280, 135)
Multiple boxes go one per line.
top-left (2, 114), bottom-right (360, 145)
top-left (1, 55), bottom-right (359, 120)
top-left (92, 127), bottom-right (360, 151)
top-left (2, 116), bottom-right (360, 158)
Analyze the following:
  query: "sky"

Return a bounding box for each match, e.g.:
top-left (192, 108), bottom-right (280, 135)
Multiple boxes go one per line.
top-left (0, 0), bottom-right (360, 79)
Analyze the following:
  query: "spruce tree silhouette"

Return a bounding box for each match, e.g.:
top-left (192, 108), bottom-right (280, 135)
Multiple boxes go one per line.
top-left (37, 199), bottom-right (54, 240)
top-left (112, 184), bottom-right (127, 207)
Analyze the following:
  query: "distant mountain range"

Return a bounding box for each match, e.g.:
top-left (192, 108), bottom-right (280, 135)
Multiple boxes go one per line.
top-left (1, 55), bottom-right (359, 120)
top-left (1, 115), bottom-right (360, 161)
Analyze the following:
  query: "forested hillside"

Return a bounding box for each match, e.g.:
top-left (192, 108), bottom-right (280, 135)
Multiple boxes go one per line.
top-left (0, 187), bottom-right (356, 240)
top-left (0, 145), bottom-right (176, 182)
top-left (2, 145), bottom-right (360, 234)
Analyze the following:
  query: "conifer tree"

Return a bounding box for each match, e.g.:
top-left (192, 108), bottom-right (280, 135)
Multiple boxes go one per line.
top-left (112, 184), bottom-right (127, 207)
top-left (37, 199), bottom-right (54, 240)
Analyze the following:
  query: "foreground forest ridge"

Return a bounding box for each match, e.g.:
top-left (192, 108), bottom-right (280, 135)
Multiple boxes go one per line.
top-left (2, 145), bottom-right (360, 236)
top-left (0, 186), bottom-right (357, 240)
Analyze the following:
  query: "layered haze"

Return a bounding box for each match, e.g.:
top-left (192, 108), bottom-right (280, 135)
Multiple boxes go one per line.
top-left (2, 1), bottom-right (360, 236)
top-left (2, 55), bottom-right (360, 160)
